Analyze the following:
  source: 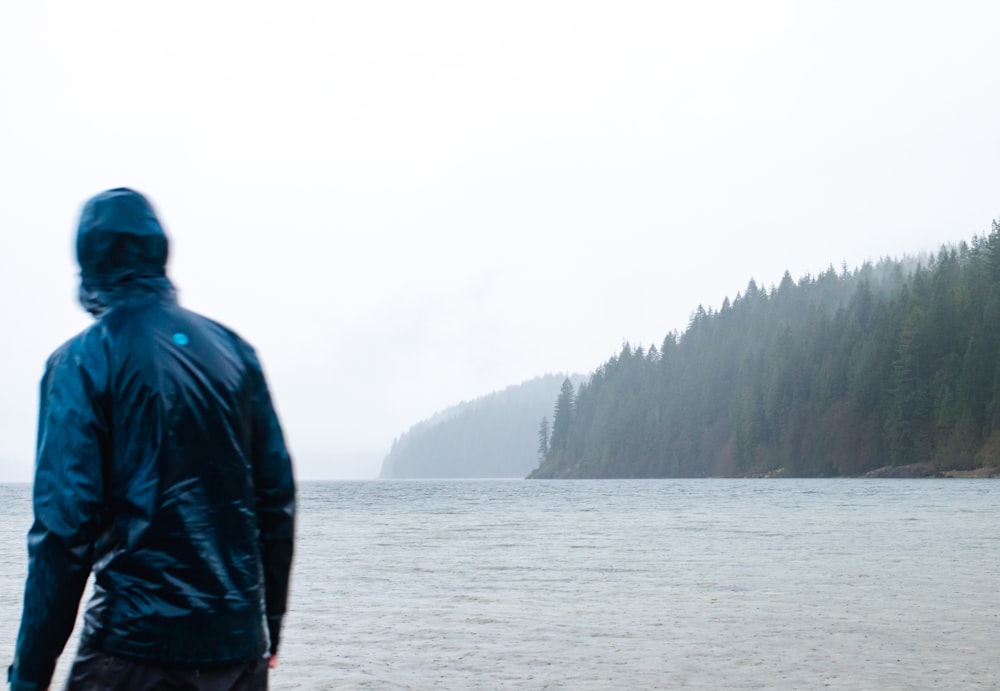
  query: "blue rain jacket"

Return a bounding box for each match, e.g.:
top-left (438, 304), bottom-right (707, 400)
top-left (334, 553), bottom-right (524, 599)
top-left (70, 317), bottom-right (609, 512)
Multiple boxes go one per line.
top-left (9, 189), bottom-right (296, 691)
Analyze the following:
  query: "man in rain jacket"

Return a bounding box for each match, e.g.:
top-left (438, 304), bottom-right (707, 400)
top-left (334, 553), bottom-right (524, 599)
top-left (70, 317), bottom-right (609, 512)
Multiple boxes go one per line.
top-left (9, 189), bottom-right (296, 691)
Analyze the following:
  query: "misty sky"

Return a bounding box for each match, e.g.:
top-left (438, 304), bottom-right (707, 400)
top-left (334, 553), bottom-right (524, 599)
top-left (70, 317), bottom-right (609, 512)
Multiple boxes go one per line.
top-left (1, 1), bottom-right (998, 480)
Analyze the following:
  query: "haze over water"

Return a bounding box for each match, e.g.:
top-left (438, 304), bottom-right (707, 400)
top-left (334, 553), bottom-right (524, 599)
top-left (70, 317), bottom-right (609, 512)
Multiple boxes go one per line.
top-left (2, 479), bottom-right (997, 689)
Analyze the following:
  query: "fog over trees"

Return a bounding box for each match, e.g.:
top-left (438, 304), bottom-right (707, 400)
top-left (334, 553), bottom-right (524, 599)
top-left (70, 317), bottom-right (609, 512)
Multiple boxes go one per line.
top-left (532, 221), bottom-right (1000, 479)
top-left (380, 374), bottom-right (585, 478)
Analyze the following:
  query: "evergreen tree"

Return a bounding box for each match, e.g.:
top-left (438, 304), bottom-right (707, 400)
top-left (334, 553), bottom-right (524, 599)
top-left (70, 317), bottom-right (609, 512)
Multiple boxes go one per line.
top-left (549, 378), bottom-right (576, 456)
top-left (537, 416), bottom-right (550, 461)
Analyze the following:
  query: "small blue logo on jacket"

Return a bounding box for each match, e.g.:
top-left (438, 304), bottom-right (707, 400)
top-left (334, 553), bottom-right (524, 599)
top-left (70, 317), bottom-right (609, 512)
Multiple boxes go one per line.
top-left (172, 333), bottom-right (189, 346)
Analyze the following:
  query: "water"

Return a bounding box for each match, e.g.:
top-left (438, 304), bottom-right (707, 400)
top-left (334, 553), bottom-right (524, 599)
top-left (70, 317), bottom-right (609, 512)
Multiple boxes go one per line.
top-left (2, 479), bottom-right (999, 689)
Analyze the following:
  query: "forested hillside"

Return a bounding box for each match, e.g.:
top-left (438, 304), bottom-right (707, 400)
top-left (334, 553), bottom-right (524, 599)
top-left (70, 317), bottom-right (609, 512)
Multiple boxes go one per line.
top-left (381, 374), bottom-right (585, 478)
top-left (531, 221), bottom-right (1000, 479)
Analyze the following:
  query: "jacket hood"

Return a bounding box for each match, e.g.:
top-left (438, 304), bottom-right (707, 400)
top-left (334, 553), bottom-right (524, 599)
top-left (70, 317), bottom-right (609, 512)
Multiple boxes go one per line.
top-left (76, 188), bottom-right (175, 316)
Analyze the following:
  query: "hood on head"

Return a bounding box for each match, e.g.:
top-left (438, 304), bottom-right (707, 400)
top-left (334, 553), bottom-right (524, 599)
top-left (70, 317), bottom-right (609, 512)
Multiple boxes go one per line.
top-left (76, 188), bottom-right (175, 316)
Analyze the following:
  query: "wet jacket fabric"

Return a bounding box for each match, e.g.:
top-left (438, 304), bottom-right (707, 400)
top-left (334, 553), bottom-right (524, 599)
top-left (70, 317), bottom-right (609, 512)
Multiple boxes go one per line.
top-left (9, 189), bottom-right (296, 691)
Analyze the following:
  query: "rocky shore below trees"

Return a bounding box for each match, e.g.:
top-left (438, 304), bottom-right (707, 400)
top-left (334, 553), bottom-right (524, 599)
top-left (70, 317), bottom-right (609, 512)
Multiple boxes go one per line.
top-left (863, 463), bottom-right (1000, 478)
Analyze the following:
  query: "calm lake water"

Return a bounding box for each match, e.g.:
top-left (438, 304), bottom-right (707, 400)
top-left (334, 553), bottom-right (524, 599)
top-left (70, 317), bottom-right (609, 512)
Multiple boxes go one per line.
top-left (1, 479), bottom-right (998, 690)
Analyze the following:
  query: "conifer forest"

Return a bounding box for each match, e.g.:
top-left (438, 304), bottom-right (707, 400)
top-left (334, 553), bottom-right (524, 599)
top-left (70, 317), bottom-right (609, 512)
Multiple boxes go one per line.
top-left (532, 221), bottom-right (1000, 478)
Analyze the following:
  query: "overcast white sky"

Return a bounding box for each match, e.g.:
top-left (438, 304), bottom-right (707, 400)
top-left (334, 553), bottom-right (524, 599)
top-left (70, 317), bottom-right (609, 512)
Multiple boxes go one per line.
top-left (1, 1), bottom-right (998, 481)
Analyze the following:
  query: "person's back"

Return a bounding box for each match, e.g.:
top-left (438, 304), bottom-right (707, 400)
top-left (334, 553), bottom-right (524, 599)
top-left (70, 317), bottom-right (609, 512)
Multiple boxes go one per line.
top-left (9, 189), bottom-right (296, 691)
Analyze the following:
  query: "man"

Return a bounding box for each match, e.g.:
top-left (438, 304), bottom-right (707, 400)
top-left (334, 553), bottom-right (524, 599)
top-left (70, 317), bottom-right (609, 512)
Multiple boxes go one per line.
top-left (9, 189), bottom-right (296, 691)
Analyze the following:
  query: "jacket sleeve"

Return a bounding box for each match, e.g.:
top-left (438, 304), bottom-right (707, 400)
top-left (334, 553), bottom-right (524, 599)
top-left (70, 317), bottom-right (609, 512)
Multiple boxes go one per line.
top-left (10, 341), bottom-right (109, 691)
top-left (246, 349), bottom-right (295, 656)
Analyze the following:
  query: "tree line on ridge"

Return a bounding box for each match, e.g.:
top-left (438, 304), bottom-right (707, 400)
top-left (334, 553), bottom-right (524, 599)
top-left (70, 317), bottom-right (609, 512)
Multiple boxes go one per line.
top-left (532, 220), bottom-right (1000, 478)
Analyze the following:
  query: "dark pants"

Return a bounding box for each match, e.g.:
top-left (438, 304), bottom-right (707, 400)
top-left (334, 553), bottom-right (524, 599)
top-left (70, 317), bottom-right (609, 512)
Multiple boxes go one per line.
top-left (65, 640), bottom-right (268, 691)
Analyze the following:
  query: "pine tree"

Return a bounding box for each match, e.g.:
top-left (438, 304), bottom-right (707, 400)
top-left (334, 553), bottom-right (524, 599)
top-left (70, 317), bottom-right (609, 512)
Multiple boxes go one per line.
top-left (537, 416), bottom-right (550, 461)
top-left (549, 378), bottom-right (576, 457)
